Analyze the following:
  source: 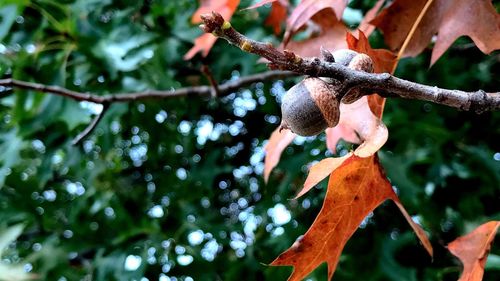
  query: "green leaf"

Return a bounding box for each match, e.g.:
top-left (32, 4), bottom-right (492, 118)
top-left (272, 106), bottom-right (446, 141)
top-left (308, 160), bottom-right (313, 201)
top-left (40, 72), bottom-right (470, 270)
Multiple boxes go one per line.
top-left (0, 263), bottom-right (36, 281)
top-left (0, 224), bottom-right (36, 281)
top-left (0, 129), bottom-right (26, 187)
top-left (93, 26), bottom-right (155, 75)
top-left (58, 100), bottom-right (92, 131)
top-left (0, 5), bottom-right (18, 41)
top-left (0, 224), bottom-right (24, 256)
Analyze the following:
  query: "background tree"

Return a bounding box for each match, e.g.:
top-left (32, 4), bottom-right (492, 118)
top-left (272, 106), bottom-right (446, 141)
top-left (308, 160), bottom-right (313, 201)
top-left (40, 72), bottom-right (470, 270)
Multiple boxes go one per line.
top-left (0, 0), bottom-right (498, 281)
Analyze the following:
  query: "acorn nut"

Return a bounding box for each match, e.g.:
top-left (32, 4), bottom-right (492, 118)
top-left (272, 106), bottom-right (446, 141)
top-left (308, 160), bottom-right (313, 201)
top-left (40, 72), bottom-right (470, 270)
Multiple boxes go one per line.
top-left (280, 49), bottom-right (375, 136)
top-left (280, 77), bottom-right (341, 136)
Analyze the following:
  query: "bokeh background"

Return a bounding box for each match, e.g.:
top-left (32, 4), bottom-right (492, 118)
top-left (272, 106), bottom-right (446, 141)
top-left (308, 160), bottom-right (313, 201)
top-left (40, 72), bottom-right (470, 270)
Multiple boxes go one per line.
top-left (0, 0), bottom-right (499, 280)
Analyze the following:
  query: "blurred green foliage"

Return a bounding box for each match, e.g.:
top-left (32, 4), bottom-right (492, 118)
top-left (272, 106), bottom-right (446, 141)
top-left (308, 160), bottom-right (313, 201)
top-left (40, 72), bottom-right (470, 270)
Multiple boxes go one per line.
top-left (0, 0), bottom-right (498, 280)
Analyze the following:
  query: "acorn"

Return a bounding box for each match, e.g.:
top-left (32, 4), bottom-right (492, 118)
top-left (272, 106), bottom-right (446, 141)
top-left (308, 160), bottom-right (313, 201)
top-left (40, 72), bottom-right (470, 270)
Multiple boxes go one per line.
top-left (280, 49), bottom-right (374, 136)
top-left (326, 49), bottom-right (374, 104)
top-left (280, 77), bottom-right (341, 136)
top-left (340, 52), bottom-right (374, 104)
top-left (332, 49), bottom-right (359, 66)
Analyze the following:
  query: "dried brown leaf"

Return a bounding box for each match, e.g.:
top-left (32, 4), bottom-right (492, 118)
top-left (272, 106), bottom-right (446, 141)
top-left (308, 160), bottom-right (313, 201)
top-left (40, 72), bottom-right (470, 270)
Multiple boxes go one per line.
top-left (271, 155), bottom-right (432, 280)
top-left (264, 127), bottom-right (296, 183)
top-left (370, 0), bottom-right (500, 65)
top-left (448, 221), bottom-right (500, 281)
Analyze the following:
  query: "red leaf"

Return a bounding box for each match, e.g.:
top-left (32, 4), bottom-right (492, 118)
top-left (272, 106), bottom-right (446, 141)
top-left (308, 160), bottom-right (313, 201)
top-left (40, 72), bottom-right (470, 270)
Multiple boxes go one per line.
top-left (271, 155), bottom-right (432, 280)
top-left (370, 0), bottom-right (500, 65)
top-left (263, 127), bottom-right (296, 183)
top-left (265, 1), bottom-right (288, 35)
top-left (185, 0), bottom-right (240, 60)
top-left (448, 221), bottom-right (500, 281)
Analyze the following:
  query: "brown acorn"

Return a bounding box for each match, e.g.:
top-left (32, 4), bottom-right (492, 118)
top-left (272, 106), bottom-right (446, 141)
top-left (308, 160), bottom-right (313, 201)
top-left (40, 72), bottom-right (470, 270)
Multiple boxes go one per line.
top-left (280, 77), bottom-right (341, 136)
top-left (279, 49), bottom-right (374, 136)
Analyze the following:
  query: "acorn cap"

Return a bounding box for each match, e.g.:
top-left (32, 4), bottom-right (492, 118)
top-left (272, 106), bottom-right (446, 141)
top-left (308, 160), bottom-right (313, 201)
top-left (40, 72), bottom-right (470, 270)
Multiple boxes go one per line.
top-left (341, 53), bottom-right (374, 104)
top-left (281, 78), bottom-right (340, 136)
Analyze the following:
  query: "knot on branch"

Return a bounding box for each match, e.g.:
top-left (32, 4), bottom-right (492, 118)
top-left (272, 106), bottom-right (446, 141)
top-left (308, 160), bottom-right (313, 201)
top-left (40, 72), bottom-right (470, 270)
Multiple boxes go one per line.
top-left (469, 89), bottom-right (488, 114)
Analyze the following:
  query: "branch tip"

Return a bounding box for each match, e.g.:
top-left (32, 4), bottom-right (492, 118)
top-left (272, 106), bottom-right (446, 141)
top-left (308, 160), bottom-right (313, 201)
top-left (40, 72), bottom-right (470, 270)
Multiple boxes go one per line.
top-left (199, 12), bottom-right (225, 33)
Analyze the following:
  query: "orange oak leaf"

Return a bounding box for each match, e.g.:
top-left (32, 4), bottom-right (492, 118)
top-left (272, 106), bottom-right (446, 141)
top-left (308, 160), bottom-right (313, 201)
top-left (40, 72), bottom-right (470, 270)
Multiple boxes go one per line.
top-left (184, 0), bottom-right (240, 60)
top-left (264, 126), bottom-right (296, 183)
top-left (370, 0), bottom-right (500, 65)
top-left (271, 155), bottom-right (433, 280)
top-left (448, 221), bottom-right (500, 281)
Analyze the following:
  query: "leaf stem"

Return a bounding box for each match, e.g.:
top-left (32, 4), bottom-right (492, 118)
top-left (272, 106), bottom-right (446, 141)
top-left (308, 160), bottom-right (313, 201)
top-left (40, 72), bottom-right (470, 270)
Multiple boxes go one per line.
top-left (392, 0), bottom-right (435, 73)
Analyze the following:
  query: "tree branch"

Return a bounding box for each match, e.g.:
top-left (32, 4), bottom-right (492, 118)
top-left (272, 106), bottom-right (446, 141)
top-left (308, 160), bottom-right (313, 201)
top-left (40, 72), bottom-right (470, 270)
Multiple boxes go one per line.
top-left (0, 70), bottom-right (295, 142)
top-left (199, 12), bottom-right (500, 113)
top-left (0, 70), bottom-right (295, 104)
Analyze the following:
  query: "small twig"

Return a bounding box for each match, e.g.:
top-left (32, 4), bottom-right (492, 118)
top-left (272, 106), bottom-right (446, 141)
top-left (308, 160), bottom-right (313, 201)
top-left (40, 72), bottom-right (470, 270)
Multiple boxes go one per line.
top-left (71, 102), bottom-right (110, 146)
top-left (201, 65), bottom-right (220, 98)
top-left (199, 12), bottom-right (500, 113)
